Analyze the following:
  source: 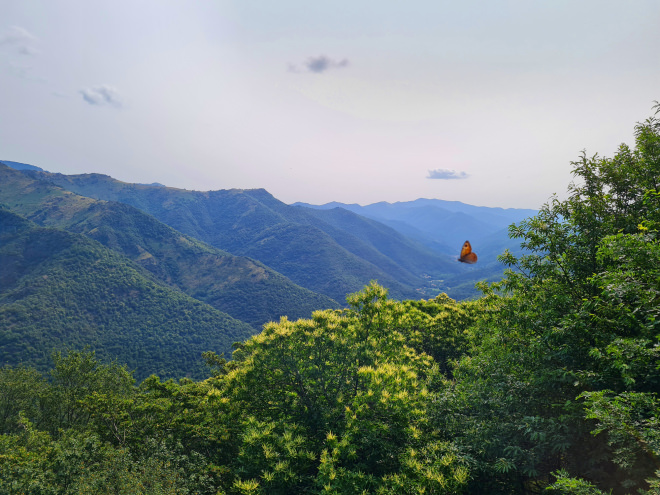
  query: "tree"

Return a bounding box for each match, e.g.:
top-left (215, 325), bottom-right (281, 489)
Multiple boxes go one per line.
top-left (42, 349), bottom-right (134, 435)
top-left (445, 104), bottom-right (660, 493)
top-left (0, 365), bottom-right (47, 434)
top-left (218, 282), bottom-right (471, 494)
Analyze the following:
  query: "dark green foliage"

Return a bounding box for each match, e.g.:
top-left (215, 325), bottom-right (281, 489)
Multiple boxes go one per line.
top-left (0, 209), bottom-right (255, 380)
top-left (440, 105), bottom-right (660, 494)
top-left (0, 422), bottom-right (210, 495)
top-left (0, 364), bottom-right (47, 434)
top-left (0, 350), bottom-right (221, 494)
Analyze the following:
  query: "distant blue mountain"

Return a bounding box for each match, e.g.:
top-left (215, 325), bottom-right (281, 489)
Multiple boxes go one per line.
top-left (293, 198), bottom-right (539, 299)
top-left (0, 160), bottom-right (47, 172)
top-left (292, 198), bottom-right (537, 253)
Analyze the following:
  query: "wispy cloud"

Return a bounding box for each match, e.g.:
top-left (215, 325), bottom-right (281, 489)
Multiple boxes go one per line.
top-left (288, 55), bottom-right (349, 74)
top-left (427, 169), bottom-right (470, 180)
top-left (79, 85), bottom-right (122, 107)
top-left (8, 62), bottom-right (47, 83)
top-left (0, 26), bottom-right (39, 55)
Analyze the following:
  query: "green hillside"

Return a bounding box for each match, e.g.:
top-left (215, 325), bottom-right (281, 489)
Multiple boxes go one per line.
top-left (20, 171), bottom-right (460, 301)
top-left (0, 208), bottom-right (256, 380)
top-left (238, 188), bottom-right (460, 281)
top-left (0, 164), bottom-right (339, 328)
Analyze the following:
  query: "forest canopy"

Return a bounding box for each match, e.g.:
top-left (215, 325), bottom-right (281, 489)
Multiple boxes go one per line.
top-left (1, 105), bottom-right (660, 494)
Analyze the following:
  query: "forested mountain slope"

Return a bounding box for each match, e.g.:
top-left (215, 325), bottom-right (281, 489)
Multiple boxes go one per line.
top-left (20, 170), bottom-right (462, 301)
top-left (0, 208), bottom-right (255, 380)
top-left (287, 202), bottom-right (460, 280)
top-left (0, 164), bottom-right (339, 328)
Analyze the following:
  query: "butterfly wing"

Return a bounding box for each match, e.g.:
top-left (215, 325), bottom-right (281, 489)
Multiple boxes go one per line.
top-left (459, 241), bottom-right (472, 258)
top-left (458, 240), bottom-right (478, 264)
top-left (462, 252), bottom-right (478, 263)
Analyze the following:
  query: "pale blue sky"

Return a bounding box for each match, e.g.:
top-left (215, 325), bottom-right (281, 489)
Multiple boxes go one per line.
top-left (1, 1), bottom-right (659, 208)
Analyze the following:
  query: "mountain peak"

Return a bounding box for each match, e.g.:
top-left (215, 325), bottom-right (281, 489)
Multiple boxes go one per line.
top-left (1, 160), bottom-right (47, 172)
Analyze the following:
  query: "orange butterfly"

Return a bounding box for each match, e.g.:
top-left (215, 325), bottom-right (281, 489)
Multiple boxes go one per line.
top-left (458, 240), bottom-right (478, 264)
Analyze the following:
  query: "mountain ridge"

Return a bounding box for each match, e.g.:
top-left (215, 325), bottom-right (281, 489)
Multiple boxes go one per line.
top-left (293, 198), bottom-right (537, 249)
top-left (18, 169), bottom-right (459, 301)
top-left (3, 160), bottom-right (535, 301)
top-left (0, 164), bottom-right (339, 329)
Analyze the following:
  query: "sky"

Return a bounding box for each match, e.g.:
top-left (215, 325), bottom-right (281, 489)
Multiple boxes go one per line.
top-left (1, 1), bottom-right (659, 209)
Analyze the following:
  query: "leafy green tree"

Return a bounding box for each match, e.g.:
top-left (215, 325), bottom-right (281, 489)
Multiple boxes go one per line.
top-left (42, 349), bottom-right (134, 435)
top-left (0, 365), bottom-right (47, 434)
top-left (444, 105), bottom-right (660, 493)
top-left (0, 353), bottom-right (221, 495)
top-left (0, 420), bottom-right (205, 495)
top-left (579, 391), bottom-right (660, 491)
top-left (219, 282), bottom-right (471, 494)
top-left (399, 293), bottom-right (481, 377)
top-left (546, 470), bottom-right (611, 495)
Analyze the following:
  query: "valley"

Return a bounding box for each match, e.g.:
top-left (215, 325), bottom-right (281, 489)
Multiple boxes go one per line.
top-left (0, 159), bottom-right (535, 378)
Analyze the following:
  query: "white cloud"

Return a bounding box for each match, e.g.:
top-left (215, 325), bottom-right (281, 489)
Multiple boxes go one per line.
top-left (79, 85), bottom-right (123, 107)
top-left (427, 169), bottom-right (470, 180)
top-left (0, 26), bottom-right (38, 55)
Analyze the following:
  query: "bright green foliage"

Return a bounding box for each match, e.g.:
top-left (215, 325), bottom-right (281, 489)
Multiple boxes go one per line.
top-left (315, 364), bottom-right (469, 494)
top-left (546, 469), bottom-right (611, 494)
top-left (0, 284), bottom-right (476, 495)
top-left (233, 417), bottom-right (316, 494)
top-left (218, 282), bottom-right (472, 493)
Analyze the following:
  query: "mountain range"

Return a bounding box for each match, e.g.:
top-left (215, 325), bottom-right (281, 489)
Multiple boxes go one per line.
top-left (0, 159), bottom-right (537, 377)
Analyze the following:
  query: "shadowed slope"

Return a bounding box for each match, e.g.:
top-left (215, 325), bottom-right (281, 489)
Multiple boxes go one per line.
top-left (0, 208), bottom-right (255, 380)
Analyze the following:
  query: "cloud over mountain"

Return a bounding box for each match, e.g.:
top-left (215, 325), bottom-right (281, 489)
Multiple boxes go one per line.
top-left (427, 169), bottom-right (469, 180)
